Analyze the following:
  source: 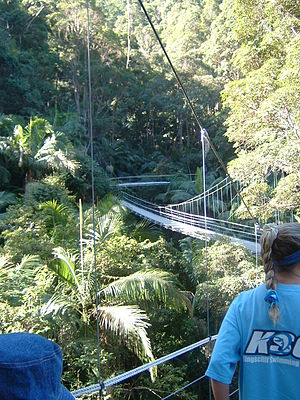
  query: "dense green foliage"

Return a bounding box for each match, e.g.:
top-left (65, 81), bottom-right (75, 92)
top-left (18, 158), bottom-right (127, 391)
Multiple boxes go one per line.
top-left (0, 0), bottom-right (299, 398)
top-left (223, 0), bottom-right (300, 222)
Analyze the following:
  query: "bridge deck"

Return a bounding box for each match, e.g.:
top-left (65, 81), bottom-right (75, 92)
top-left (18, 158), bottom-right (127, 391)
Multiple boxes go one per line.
top-left (122, 200), bottom-right (260, 254)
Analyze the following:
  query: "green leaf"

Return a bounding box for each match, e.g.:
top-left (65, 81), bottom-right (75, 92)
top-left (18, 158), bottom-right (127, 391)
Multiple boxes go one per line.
top-left (101, 269), bottom-right (191, 313)
top-left (99, 305), bottom-right (157, 380)
top-left (50, 247), bottom-right (81, 292)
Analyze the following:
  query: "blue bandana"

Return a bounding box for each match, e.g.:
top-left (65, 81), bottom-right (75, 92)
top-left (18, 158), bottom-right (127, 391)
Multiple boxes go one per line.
top-left (264, 289), bottom-right (279, 308)
top-left (272, 250), bottom-right (300, 267)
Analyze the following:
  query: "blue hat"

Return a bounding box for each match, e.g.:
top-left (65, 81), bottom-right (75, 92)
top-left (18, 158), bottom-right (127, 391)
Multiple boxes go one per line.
top-left (0, 332), bottom-right (75, 400)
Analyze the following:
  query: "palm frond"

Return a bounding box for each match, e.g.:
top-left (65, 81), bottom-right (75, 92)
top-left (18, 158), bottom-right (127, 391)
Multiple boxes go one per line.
top-left (40, 199), bottom-right (69, 226)
top-left (96, 194), bottom-right (122, 216)
top-left (10, 255), bottom-right (42, 284)
top-left (101, 270), bottom-right (191, 313)
top-left (0, 256), bottom-right (12, 278)
top-left (16, 254), bottom-right (41, 271)
top-left (40, 199), bottom-right (69, 214)
top-left (41, 291), bottom-right (77, 316)
top-left (85, 210), bottom-right (123, 245)
top-left (99, 305), bottom-right (156, 380)
top-left (130, 220), bottom-right (163, 242)
top-left (35, 133), bottom-right (79, 174)
top-left (0, 255), bottom-right (11, 269)
top-left (50, 247), bottom-right (81, 292)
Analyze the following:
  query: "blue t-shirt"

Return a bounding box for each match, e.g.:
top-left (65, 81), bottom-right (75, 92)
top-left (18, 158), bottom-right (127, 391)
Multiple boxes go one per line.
top-left (206, 283), bottom-right (300, 400)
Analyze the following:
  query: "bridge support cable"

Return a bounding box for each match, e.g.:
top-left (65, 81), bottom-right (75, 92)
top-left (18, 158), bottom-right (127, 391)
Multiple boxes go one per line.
top-left (71, 335), bottom-right (217, 397)
top-left (161, 378), bottom-right (239, 400)
top-left (86, 0), bottom-right (102, 397)
top-left (161, 375), bottom-right (206, 400)
top-left (165, 177), bottom-right (230, 209)
top-left (201, 129), bottom-right (212, 400)
top-left (122, 180), bottom-right (253, 232)
top-left (230, 388), bottom-right (239, 397)
top-left (255, 222), bottom-right (260, 269)
top-left (121, 199), bottom-right (260, 253)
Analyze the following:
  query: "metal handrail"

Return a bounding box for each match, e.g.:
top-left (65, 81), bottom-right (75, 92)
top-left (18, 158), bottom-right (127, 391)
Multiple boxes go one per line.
top-left (71, 335), bottom-right (217, 398)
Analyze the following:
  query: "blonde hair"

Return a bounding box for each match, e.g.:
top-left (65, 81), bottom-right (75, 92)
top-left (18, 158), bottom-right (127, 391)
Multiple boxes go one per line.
top-left (260, 223), bottom-right (300, 323)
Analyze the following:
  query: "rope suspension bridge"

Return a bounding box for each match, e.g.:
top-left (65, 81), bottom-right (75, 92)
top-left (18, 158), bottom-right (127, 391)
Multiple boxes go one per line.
top-left (119, 176), bottom-right (261, 255)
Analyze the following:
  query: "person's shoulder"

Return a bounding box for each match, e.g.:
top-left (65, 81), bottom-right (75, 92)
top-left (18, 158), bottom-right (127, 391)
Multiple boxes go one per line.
top-left (240, 284), bottom-right (265, 297)
top-left (233, 284), bottom-right (266, 305)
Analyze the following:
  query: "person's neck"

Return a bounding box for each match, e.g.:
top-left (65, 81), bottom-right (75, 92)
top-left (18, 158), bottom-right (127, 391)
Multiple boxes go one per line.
top-left (277, 263), bottom-right (300, 284)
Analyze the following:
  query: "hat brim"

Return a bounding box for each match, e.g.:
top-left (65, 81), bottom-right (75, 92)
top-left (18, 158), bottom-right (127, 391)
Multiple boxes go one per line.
top-left (59, 385), bottom-right (76, 400)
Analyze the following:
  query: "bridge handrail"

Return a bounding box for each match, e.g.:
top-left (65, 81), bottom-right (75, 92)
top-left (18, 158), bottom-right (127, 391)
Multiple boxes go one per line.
top-left (111, 174), bottom-right (196, 181)
top-left (122, 193), bottom-right (257, 233)
top-left (162, 212), bottom-right (257, 239)
top-left (122, 199), bottom-right (257, 243)
top-left (117, 177), bottom-right (233, 209)
top-left (71, 335), bottom-right (217, 397)
top-left (162, 206), bottom-right (256, 231)
top-left (119, 178), bottom-right (242, 220)
top-left (161, 212), bottom-right (256, 240)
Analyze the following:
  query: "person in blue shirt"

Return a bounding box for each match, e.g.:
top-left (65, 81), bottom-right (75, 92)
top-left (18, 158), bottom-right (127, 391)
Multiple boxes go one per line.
top-left (206, 222), bottom-right (300, 400)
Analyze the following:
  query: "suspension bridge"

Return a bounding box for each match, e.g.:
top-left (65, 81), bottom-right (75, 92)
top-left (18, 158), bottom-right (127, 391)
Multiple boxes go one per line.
top-left (117, 176), bottom-right (261, 255)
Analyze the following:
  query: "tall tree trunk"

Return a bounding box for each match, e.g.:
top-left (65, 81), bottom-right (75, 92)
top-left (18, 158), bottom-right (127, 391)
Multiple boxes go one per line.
top-left (126, 0), bottom-right (131, 69)
top-left (186, 119), bottom-right (190, 148)
top-left (83, 44), bottom-right (88, 126)
top-left (151, 114), bottom-right (155, 150)
top-left (73, 58), bottom-right (81, 119)
top-left (177, 114), bottom-right (183, 153)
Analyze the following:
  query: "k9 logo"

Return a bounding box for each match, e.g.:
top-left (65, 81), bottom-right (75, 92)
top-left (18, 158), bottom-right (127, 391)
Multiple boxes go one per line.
top-left (245, 330), bottom-right (300, 359)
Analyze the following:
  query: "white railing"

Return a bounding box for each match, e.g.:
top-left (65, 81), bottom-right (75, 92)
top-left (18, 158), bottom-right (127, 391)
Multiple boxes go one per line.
top-left (121, 192), bottom-right (260, 253)
top-left (72, 335), bottom-right (217, 398)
